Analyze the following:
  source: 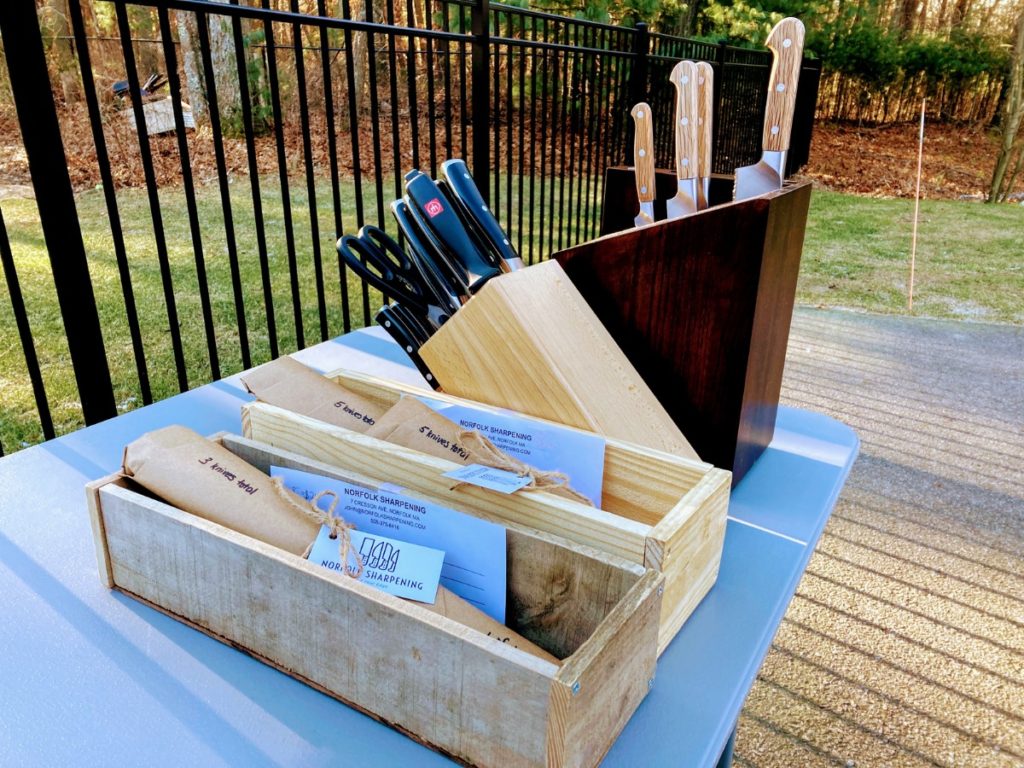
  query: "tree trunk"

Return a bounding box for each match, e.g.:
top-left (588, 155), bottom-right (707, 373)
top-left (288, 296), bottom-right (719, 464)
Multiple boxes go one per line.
top-left (176, 1), bottom-right (241, 129)
top-left (340, 0), bottom-right (369, 114)
top-left (988, 8), bottom-right (1024, 202)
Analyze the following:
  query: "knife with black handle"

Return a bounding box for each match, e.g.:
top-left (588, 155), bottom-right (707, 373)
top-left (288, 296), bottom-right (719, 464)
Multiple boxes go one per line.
top-left (375, 304), bottom-right (442, 390)
top-left (389, 199), bottom-right (465, 314)
top-left (439, 159), bottom-right (525, 272)
top-left (404, 169), bottom-right (502, 293)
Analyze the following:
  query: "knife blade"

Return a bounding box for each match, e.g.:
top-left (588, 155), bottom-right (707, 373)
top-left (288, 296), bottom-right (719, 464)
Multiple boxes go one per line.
top-left (375, 304), bottom-right (441, 389)
top-left (696, 61), bottom-right (714, 210)
top-left (440, 159), bottom-right (525, 272)
top-left (630, 102), bottom-right (656, 227)
top-left (665, 60), bottom-right (700, 219)
top-left (403, 169), bottom-right (502, 292)
top-left (733, 17), bottom-right (805, 201)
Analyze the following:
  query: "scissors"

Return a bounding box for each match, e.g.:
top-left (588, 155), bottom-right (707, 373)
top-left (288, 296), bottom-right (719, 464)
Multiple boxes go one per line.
top-left (337, 226), bottom-right (452, 329)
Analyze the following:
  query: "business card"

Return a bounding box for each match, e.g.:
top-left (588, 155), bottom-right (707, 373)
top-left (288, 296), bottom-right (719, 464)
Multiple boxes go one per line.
top-left (272, 466), bottom-right (508, 622)
top-left (308, 525), bottom-right (445, 603)
top-left (419, 396), bottom-right (606, 506)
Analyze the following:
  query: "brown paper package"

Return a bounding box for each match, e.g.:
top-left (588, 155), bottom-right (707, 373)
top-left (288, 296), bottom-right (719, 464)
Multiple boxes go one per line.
top-left (241, 356), bottom-right (385, 433)
top-left (122, 424), bottom-right (319, 555)
top-left (366, 396), bottom-right (476, 464)
top-left (121, 425), bottom-right (560, 664)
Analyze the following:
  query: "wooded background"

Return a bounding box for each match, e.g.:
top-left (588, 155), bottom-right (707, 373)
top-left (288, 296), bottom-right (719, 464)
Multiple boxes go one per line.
top-left (5, 0), bottom-right (1024, 200)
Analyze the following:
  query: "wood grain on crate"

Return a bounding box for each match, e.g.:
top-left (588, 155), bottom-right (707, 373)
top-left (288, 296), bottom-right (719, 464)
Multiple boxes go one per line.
top-left (86, 436), bottom-right (664, 768)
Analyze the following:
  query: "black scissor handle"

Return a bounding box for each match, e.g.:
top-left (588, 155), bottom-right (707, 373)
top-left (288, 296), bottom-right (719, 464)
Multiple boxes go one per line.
top-left (337, 232), bottom-right (430, 313)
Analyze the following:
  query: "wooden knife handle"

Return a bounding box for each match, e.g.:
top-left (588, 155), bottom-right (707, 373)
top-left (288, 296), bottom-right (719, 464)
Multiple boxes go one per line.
top-left (631, 102), bottom-right (656, 204)
top-left (670, 60), bottom-right (699, 181)
top-left (696, 61), bottom-right (714, 179)
top-left (761, 17), bottom-right (805, 152)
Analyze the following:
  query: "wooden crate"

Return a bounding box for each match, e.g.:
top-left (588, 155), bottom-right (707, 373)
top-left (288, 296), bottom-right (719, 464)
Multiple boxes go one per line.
top-left (417, 259), bottom-right (700, 462)
top-left (87, 433), bottom-right (663, 768)
top-left (244, 379), bottom-right (731, 655)
top-left (555, 173), bottom-right (812, 485)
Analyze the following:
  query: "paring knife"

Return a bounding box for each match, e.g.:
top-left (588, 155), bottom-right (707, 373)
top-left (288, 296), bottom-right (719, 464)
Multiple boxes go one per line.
top-left (403, 169), bottom-right (501, 293)
top-left (439, 159), bottom-right (525, 272)
top-left (665, 60), bottom-right (700, 219)
top-left (630, 102), bottom-right (656, 227)
top-left (375, 304), bottom-right (442, 390)
top-left (696, 61), bottom-right (714, 210)
top-left (733, 17), bottom-right (805, 201)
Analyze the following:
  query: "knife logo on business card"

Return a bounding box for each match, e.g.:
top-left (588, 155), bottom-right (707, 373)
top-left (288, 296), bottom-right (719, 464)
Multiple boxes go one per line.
top-left (424, 198), bottom-right (444, 218)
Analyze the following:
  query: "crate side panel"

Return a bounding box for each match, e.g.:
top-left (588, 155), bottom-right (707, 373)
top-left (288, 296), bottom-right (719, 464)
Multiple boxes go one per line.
top-left (99, 486), bottom-right (553, 768)
top-left (242, 404), bottom-right (648, 563)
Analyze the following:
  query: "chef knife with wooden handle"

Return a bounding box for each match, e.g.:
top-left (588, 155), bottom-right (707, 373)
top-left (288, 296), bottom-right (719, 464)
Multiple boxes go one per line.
top-left (631, 102), bottom-right (656, 227)
top-left (665, 60), bottom-right (700, 219)
top-left (696, 61), bottom-right (714, 210)
top-left (733, 17), bottom-right (805, 201)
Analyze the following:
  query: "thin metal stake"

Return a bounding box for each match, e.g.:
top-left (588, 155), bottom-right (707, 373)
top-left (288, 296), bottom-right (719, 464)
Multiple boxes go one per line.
top-left (909, 99), bottom-right (925, 311)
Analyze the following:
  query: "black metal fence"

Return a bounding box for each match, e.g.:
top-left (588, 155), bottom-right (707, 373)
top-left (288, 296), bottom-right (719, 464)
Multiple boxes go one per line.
top-left (0, 0), bottom-right (820, 455)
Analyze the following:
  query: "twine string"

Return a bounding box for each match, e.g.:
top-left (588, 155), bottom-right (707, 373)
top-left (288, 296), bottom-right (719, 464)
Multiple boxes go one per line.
top-left (453, 429), bottom-right (595, 507)
top-left (272, 477), bottom-right (364, 578)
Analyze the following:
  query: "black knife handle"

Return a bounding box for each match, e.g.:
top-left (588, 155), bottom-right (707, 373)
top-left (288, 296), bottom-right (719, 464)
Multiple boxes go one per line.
top-left (390, 199), bottom-right (466, 313)
top-left (375, 305), bottom-right (441, 390)
top-left (440, 159), bottom-right (524, 271)
top-left (404, 169), bottom-right (501, 293)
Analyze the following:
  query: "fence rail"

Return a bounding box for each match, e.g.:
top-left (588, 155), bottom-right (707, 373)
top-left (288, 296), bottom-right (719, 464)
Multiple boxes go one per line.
top-left (0, 0), bottom-right (820, 454)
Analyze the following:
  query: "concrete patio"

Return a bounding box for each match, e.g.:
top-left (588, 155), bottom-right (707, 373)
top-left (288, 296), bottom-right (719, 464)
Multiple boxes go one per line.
top-left (734, 308), bottom-right (1024, 767)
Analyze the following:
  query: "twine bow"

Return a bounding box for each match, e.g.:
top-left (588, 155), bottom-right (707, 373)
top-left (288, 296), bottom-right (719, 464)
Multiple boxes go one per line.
top-left (272, 476), bottom-right (364, 578)
top-left (453, 429), bottom-right (595, 507)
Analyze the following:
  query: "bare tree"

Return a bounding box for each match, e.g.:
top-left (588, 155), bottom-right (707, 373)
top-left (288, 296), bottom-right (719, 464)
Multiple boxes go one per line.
top-left (176, 1), bottom-right (241, 129)
top-left (988, 6), bottom-right (1024, 202)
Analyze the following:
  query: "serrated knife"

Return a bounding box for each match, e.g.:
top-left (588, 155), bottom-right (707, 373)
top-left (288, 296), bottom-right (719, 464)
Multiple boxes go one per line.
top-left (631, 102), bottom-right (656, 227)
top-left (696, 61), bottom-right (714, 210)
top-left (733, 17), bottom-right (805, 201)
top-left (665, 60), bottom-right (700, 219)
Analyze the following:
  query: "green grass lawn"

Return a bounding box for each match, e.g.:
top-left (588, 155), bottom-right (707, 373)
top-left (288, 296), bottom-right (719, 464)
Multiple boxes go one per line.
top-left (0, 174), bottom-right (600, 451)
top-left (799, 191), bottom-right (1023, 323)
top-left (0, 182), bottom-right (1020, 452)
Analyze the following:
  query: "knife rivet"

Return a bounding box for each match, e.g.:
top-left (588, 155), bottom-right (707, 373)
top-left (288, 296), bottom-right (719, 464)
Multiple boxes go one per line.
top-left (426, 373), bottom-right (433, 381)
top-left (638, 148), bottom-right (646, 157)
top-left (637, 109), bottom-right (645, 118)
top-left (783, 38), bottom-right (792, 47)
top-left (771, 125), bottom-right (780, 135)
top-left (384, 320), bottom-right (392, 328)
top-left (406, 345), bottom-right (413, 353)
top-left (640, 185), bottom-right (647, 194)
top-left (481, 204), bottom-right (488, 211)
top-left (698, 76), bottom-right (704, 85)
top-left (681, 75), bottom-right (689, 84)
top-left (503, 239), bottom-right (510, 245)
top-left (681, 117), bottom-right (688, 126)
top-left (682, 158), bottom-right (689, 167)
top-left (776, 83), bottom-right (786, 92)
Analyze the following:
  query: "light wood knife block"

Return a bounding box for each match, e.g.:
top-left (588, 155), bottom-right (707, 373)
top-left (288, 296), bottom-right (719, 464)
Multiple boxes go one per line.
top-left (418, 259), bottom-right (700, 461)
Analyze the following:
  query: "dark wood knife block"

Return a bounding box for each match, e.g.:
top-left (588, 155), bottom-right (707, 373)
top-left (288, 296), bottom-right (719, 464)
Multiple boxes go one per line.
top-left (554, 168), bottom-right (812, 485)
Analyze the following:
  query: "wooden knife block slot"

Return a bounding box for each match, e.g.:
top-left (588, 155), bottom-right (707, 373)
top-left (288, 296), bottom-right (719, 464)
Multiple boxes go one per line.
top-left (555, 169), bottom-right (812, 485)
top-left (418, 259), bottom-right (700, 461)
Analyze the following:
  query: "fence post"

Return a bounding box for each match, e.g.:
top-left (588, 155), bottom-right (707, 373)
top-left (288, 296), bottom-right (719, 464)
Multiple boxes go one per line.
top-left (0, 2), bottom-right (117, 426)
top-left (470, 0), bottom-right (491, 203)
top-left (629, 22), bottom-right (650, 108)
top-left (713, 40), bottom-right (727, 174)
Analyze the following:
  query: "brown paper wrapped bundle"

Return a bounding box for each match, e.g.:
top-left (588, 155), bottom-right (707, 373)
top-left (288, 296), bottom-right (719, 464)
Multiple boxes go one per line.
top-left (241, 356), bottom-right (385, 433)
top-left (367, 396), bottom-right (594, 506)
top-left (121, 425), bottom-right (560, 663)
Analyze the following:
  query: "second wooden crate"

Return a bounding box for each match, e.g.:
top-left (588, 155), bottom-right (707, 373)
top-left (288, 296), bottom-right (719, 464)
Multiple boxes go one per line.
top-left (244, 376), bottom-right (730, 655)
